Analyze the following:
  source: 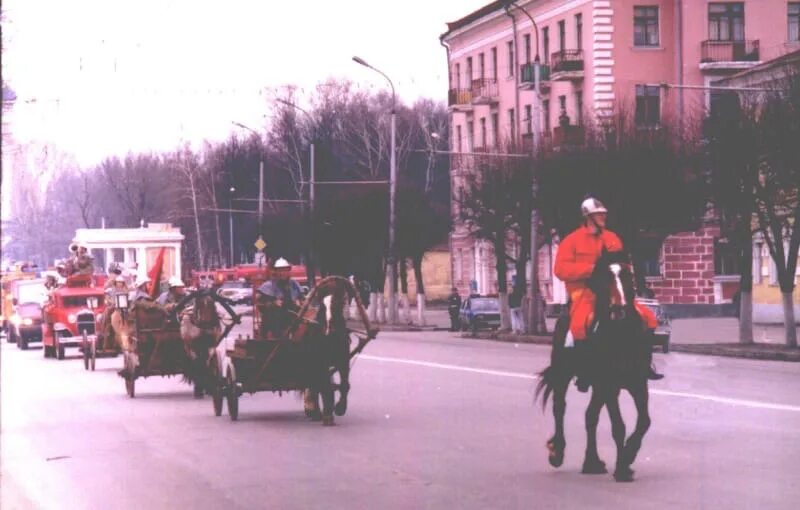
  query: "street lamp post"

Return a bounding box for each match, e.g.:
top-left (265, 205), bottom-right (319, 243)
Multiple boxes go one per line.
top-left (353, 55), bottom-right (398, 325)
top-left (229, 187), bottom-right (236, 266)
top-left (231, 121), bottom-right (265, 236)
top-left (275, 99), bottom-right (317, 286)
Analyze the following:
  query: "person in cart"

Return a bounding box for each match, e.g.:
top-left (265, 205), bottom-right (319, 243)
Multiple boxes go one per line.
top-left (157, 276), bottom-right (187, 313)
top-left (256, 257), bottom-right (304, 339)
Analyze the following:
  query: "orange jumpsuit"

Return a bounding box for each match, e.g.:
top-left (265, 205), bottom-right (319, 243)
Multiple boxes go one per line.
top-left (554, 225), bottom-right (657, 341)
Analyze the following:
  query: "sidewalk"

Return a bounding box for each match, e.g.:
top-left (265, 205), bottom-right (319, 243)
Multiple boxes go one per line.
top-left (358, 307), bottom-right (799, 362)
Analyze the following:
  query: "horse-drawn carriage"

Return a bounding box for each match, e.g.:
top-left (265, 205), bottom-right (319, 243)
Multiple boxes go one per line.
top-left (117, 289), bottom-right (239, 398)
top-left (210, 276), bottom-right (378, 425)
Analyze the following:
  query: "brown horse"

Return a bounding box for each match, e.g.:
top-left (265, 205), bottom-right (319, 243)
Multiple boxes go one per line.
top-left (174, 289), bottom-right (239, 397)
top-left (288, 276), bottom-right (373, 426)
top-left (536, 250), bottom-right (653, 482)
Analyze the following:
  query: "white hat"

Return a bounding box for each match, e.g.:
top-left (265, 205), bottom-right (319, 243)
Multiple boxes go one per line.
top-left (114, 275), bottom-right (126, 283)
top-left (273, 257), bottom-right (291, 269)
top-left (581, 197), bottom-right (608, 217)
top-left (135, 276), bottom-right (152, 288)
top-left (168, 276), bottom-right (185, 288)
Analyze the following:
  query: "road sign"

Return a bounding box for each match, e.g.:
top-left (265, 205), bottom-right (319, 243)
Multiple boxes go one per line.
top-left (254, 237), bottom-right (266, 251)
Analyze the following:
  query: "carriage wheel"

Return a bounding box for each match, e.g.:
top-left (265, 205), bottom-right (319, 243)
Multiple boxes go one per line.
top-left (226, 368), bottom-right (238, 421)
top-left (82, 332), bottom-right (90, 370)
top-left (124, 353), bottom-right (136, 398)
top-left (210, 355), bottom-right (224, 416)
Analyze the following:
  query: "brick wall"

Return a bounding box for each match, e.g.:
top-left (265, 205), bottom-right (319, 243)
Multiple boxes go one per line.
top-left (649, 226), bottom-right (718, 305)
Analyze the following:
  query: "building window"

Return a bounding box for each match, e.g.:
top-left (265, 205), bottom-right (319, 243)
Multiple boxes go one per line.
top-left (479, 53), bottom-right (485, 80)
top-left (640, 237), bottom-right (663, 277)
top-left (576, 90), bottom-right (583, 126)
top-left (491, 112), bottom-right (499, 147)
top-left (466, 57), bottom-right (473, 82)
top-left (575, 14), bottom-right (583, 50)
top-left (543, 99), bottom-right (551, 132)
top-left (524, 104), bottom-right (532, 134)
top-left (558, 20), bottom-right (566, 50)
top-left (507, 41), bottom-right (515, 76)
top-left (508, 108), bottom-right (516, 142)
top-left (790, 3), bottom-right (800, 42)
top-left (480, 117), bottom-right (487, 149)
top-left (542, 27), bottom-right (550, 63)
top-left (456, 125), bottom-right (463, 153)
top-left (635, 84), bottom-right (660, 126)
top-left (714, 238), bottom-right (741, 276)
top-left (454, 63), bottom-right (461, 88)
top-left (634, 6), bottom-right (659, 46)
top-left (467, 120), bottom-right (474, 151)
top-left (708, 3), bottom-right (744, 41)
top-left (524, 34), bottom-right (531, 64)
top-left (491, 47), bottom-right (498, 80)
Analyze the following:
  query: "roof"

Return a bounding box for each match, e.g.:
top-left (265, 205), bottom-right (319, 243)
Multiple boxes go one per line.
top-left (714, 49), bottom-right (800, 86)
top-left (441, 1), bottom-right (505, 41)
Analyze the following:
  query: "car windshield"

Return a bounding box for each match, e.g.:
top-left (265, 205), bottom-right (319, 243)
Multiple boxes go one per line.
top-left (62, 296), bottom-right (101, 308)
top-left (471, 298), bottom-right (499, 312)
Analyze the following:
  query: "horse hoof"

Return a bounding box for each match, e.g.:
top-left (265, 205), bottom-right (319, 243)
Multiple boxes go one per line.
top-left (334, 400), bottom-right (347, 416)
top-left (309, 410), bottom-right (323, 421)
top-left (322, 415), bottom-right (335, 426)
top-left (547, 440), bottom-right (565, 468)
top-left (613, 467), bottom-right (635, 482)
top-left (581, 459), bottom-right (608, 474)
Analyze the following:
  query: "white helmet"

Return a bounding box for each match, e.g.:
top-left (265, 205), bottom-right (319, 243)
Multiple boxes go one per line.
top-left (581, 197), bottom-right (608, 217)
top-left (114, 275), bottom-right (126, 283)
top-left (135, 276), bottom-right (152, 288)
top-left (273, 257), bottom-right (291, 269)
top-left (168, 276), bottom-right (185, 288)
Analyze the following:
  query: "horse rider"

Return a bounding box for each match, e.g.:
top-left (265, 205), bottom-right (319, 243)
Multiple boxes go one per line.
top-left (256, 257), bottom-right (304, 339)
top-left (553, 197), bottom-right (663, 392)
top-left (157, 276), bottom-right (187, 313)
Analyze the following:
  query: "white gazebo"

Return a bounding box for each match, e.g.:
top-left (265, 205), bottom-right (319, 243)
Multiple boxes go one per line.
top-left (73, 222), bottom-right (185, 280)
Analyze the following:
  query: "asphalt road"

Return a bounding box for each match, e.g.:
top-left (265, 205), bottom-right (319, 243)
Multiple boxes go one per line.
top-left (2, 325), bottom-right (799, 510)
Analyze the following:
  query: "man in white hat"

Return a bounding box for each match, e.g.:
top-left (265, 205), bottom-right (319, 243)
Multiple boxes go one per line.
top-left (129, 275), bottom-right (159, 314)
top-left (256, 257), bottom-right (303, 338)
top-left (157, 276), bottom-right (186, 312)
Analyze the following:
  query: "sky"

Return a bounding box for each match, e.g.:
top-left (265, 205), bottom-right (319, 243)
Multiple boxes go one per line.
top-left (2, 0), bottom-right (488, 167)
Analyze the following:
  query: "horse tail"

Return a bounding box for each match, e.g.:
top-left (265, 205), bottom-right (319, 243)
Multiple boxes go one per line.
top-left (534, 365), bottom-right (556, 411)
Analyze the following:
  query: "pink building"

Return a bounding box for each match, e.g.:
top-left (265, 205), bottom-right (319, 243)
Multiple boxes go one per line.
top-left (441, 0), bottom-right (800, 314)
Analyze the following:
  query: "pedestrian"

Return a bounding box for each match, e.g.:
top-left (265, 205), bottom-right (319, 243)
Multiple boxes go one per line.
top-left (447, 287), bottom-right (462, 332)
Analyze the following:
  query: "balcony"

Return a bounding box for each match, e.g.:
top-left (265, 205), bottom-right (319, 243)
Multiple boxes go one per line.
top-left (700, 40), bottom-right (760, 70)
top-left (550, 50), bottom-right (584, 81)
top-left (471, 78), bottom-right (499, 105)
top-left (552, 125), bottom-right (585, 150)
top-left (448, 88), bottom-right (474, 111)
top-left (519, 63), bottom-right (551, 91)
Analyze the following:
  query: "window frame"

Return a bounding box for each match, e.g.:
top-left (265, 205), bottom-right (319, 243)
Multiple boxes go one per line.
top-left (789, 2), bottom-right (800, 42)
top-left (575, 13), bottom-right (583, 50)
top-left (542, 26), bottom-right (550, 64)
top-left (708, 2), bottom-right (745, 42)
top-left (634, 5), bottom-right (660, 47)
top-left (491, 47), bottom-right (498, 80)
top-left (507, 41), bottom-right (515, 77)
top-left (635, 84), bottom-right (661, 127)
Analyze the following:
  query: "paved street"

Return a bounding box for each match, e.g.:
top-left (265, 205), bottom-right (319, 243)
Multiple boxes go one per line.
top-left (2, 327), bottom-right (799, 510)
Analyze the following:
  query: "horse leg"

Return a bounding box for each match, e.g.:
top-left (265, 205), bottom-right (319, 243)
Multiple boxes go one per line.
top-left (304, 388), bottom-right (322, 421)
top-left (547, 369), bottom-right (570, 468)
top-left (334, 334), bottom-right (350, 416)
top-left (606, 389), bottom-right (633, 482)
top-left (622, 380), bottom-right (651, 469)
top-left (581, 388), bottom-right (607, 474)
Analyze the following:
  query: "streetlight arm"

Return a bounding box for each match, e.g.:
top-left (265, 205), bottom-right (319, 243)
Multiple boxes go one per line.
top-left (352, 56), bottom-right (396, 111)
top-left (507, 1), bottom-right (540, 62)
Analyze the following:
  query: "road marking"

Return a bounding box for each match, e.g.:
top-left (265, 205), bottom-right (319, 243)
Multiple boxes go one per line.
top-left (359, 354), bottom-right (800, 413)
top-left (359, 354), bottom-right (538, 380)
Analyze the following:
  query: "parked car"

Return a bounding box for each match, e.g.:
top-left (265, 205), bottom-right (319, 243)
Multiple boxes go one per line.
top-left (637, 298), bottom-right (672, 353)
top-left (8, 301), bottom-right (44, 350)
top-left (459, 295), bottom-right (501, 332)
top-left (217, 279), bottom-right (253, 305)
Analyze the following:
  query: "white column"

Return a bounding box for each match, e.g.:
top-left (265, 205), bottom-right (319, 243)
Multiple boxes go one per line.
top-left (173, 243), bottom-right (182, 280)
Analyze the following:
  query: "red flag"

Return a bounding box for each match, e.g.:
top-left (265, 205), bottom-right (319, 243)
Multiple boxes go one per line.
top-left (147, 247), bottom-right (166, 299)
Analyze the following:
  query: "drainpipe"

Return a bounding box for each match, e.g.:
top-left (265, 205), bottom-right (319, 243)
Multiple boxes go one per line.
top-left (675, 0), bottom-right (684, 133)
top-left (504, 6), bottom-right (522, 147)
top-left (440, 35), bottom-right (457, 295)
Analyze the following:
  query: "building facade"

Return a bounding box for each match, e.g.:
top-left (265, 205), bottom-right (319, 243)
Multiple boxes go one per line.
top-left (441, 0), bottom-right (800, 314)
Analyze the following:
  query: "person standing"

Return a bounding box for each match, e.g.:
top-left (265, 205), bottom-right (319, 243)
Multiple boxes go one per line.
top-left (447, 287), bottom-right (462, 332)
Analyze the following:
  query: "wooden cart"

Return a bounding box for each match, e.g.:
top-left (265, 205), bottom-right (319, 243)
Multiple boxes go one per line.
top-left (210, 276), bottom-right (377, 421)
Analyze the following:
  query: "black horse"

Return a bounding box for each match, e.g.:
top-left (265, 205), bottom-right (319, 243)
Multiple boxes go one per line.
top-left (536, 250), bottom-right (652, 482)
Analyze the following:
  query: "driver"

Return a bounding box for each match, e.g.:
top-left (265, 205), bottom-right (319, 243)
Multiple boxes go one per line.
top-left (255, 257), bottom-right (303, 339)
top-left (157, 276), bottom-right (187, 313)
